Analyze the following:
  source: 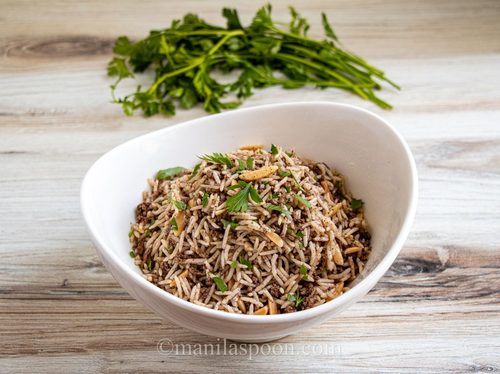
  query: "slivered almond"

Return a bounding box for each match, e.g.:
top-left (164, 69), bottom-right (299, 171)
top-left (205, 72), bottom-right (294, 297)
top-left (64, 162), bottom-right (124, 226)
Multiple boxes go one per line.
top-left (326, 281), bottom-right (344, 301)
top-left (329, 203), bottom-right (343, 216)
top-left (237, 299), bottom-right (247, 314)
top-left (333, 245), bottom-right (344, 265)
top-left (266, 231), bottom-right (284, 247)
top-left (168, 269), bottom-right (189, 287)
top-left (268, 301), bottom-right (278, 315)
top-left (344, 246), bottom-right (361, 255)
top-left (188, 199), bottom-right (195, 208)
top-left (253, 306), bottom-right (269, 315)
top-left (174, 211), bottom-right (185, 236)
top-left (239, 144), bottom-right (264, 151)
top-left (321, 180), bottom-right (333, 201)
top-left (239, 165), bottom-right (278, 181)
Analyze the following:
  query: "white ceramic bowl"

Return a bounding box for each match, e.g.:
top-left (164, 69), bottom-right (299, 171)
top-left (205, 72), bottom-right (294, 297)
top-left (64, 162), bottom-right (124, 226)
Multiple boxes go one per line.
top-left (81, 102), bottom-right (417, 342)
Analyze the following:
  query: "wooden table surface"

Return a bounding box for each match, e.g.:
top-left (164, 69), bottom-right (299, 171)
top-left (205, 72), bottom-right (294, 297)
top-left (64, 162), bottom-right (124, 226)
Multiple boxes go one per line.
top-left (1, 0), bottom-right (499, 372)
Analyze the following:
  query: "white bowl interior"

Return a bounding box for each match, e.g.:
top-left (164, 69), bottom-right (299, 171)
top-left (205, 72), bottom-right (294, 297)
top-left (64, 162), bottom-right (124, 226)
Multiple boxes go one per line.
top-left (81, 102), bottom-right (416, 334)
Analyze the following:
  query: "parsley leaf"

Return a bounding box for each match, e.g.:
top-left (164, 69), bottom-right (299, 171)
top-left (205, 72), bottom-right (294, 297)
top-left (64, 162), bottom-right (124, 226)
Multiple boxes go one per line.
top-left (230, 260), bottom-right (238, 269)
top-left (213, 276), bottom-right (228, 292)
top-left (128, 227), bottom-right (134, 238)
top-left (238, 255), bottom-right (253, 269)
top-left (246, 157), bottom-right (254, 169)
top-left (202, 192), bottom-right (209, 208)
top-left (278, 171), bottom-right (291, 177)
top-left (350, 198), bottom-right (364, 211)
top-left (190, 163), bottom-right (201, 179)
top-left (299, 264), bottom-right (308, 279)
top-left (156, 166), bottom-right (185, 180)
top-left (294, 193), bottom-right (312, 208)
top-left (200, 153), bottom-right (233, 168)
top-left (129, 250), bottom-right (135, 258)
top-left (169, 216), bottom-right (178, 231)
top-left (296, 231), bottom-right (304, 238)
top-left (270, 144), bottom-right (279, 155)
top-left (169, 197), bottom-right (186, 210)
top-left (226, 181), bottom-right (261, 212)
top-left (222, 219), bottom-right (238, 229)
top-left (267, 204), bottom-right (290, 216)
top-left (147, 259), bottom-right (153, 271)
top-left (287, 291), bottom-right (305, 308)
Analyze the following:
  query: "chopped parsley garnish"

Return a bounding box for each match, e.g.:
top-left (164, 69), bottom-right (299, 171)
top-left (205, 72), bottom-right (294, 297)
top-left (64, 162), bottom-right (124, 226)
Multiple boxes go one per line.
top-left (156, 166), bottom-right (185, 180)
top-left (267, 204), bottom-right (290, 216)
top-left (144, 229), bottom-right (152, 237)
top-left (170, 197), bottom-right (186, 210)
top-left (246, 157), bottom-right (254, 169)
top-left (169, 216), bottom-right (178, 231)
top-left (285, 186), bottom-right (291, 193)
top-left (236, 159), bottom-right (247, 172)
top-left (230, 260), bottom-right (238, 269)
top-left (271, 192), bottom-right (279, 199)
top-left (278, 171), bottom-right (291, 177)
top-left (350, 198), bottom-right (364, 211)
top-left (202, 192), bottom-right (209, 208)
top-left (128, 228), bottom-right (134, 238)
top-left (238, 255), bottom-right (253, 269)
top-left (292, 175), bottom-right (304, 192)
top-left (299, 264), bottom-right (308, 279)
top-left (147, 259), bottom-right (153, 271)
top-left (129, 250), bottom-right (135, 258)
top-left (296, 231), bottom-right (304, 238)
top-left (213, 276), bottom-right (228, 292)
top-left (287, 291), bottom-right (305, 308)
top-left (190, 163), bottom-right (201, 179)
top-left (270, 144), bottom-right (279, 155)
top-left (285, 150), bottom-right (295, 157)
top-left (199, 153), bottom-right (232, 168)
top-left (294, 194), bottom-right (312, 208)
top-left (226, 181), bottom-right (262, 212)
top-left (222, 219), bottom-right (238, 229)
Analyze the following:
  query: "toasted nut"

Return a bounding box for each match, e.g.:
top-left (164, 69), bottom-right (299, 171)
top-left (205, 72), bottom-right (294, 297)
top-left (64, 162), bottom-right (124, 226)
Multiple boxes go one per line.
top-left (321, 180), bottom-right (333, 201)
top-left (239, 144), bottom-right (264, 151)
top-left (188, 199), bottom-right (195, 208)
top-left (266, 232), bottom-right (284, 247)
top-left (326, 281), bottom-right (344, 301)
top-left (329, 203), bottom-right (343, 216)
top-left (253, 306), bottom-right (269, 315)
top-left (344, 246), bottom-right (361, 255)
top-left (268, 301), bottom-right (278, 315)
top-left (179, 269), bottom-right (189, 278)
top-left (174, 211), bottom-right (185, 236)
top-left (333, 245), bottom-right (344, 266)
top-left (239, 165), bottom-right (278, 181)
top-left (237, 299), bottom-right (247, 314)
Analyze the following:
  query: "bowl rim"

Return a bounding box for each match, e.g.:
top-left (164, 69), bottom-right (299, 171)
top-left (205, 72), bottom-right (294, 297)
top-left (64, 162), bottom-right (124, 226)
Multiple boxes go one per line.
top-left (81, 101), bottom-right (418, 323)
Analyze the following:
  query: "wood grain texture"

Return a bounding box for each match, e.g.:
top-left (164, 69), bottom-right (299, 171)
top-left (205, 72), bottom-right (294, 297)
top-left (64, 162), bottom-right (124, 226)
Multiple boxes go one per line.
top-left (0, 0), bottom-right (499, 372)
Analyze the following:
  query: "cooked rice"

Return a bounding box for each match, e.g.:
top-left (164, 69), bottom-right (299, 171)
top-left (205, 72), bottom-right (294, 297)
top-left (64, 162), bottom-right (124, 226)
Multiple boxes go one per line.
top-left (129, 145), bottom-right (371, 315)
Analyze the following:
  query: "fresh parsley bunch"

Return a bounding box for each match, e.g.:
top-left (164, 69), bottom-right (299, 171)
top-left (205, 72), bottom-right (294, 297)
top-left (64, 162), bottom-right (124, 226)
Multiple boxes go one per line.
top-left (108, 5), bottom-right (399, 117)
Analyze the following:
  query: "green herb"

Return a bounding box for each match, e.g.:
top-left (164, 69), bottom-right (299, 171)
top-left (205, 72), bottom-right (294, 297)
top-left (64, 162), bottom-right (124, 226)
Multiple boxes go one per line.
top-left (299, 263), bottom-right (308, 279)
top-left (147, 259), bottom-right (153, 271)
top-left (230, 260), bottom-right (238, 269)
top-left (108, 6), bottom-right (398, 117)
top-left (296, 231), bottom-right (304, 238)
top-left (246, 157), bottom-right (254, 169)
top-left (213, 276), bottom-right (228, 292)
top-left (292, 175), bottom-right (304, 192)
top-left (238, 255), bottom-right (253, 269)
top-left (129, 250), bottom-right (135, 258)
top-left (144, 229), bottom-right (152, 237)
top-left (295, 193), bottom-right (312, 208)
top-left (128, 228), bottom-right (134, 238)
top-left (267, 204), bottom-right (290, 216)
top-left (271, 192), bottom-right (279, 199)
top-left (226, 181), bottom-right (262, 212)
top-left (236, 159), bottom-right (247, 172)
top-left (170, 197), bottom-right (186, 210)
top-left (156, 166), bottom-right (185, 180)
top-left (200, 153), bottom-right (233, 168)
top-left (202, 192), bottom-right (209, 208)
top-left (222, 219), bottom-right (238, 229)
top-left (285, 150), bottom-right (294, 157)
top-left (278, 171), bottom-right (291, 177)
top-left (350, 198), bottom-right (364, 211)
top-left (270, 144), bottom-right (279, 155)
top-left (287, 291), bottom-right (305, 308)
top-left (285, 186), bottom-right (291, 193)
top-left (169, 216), bottom-right (178, 231)
top-left (190, 163), bottom-right (201, 179)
